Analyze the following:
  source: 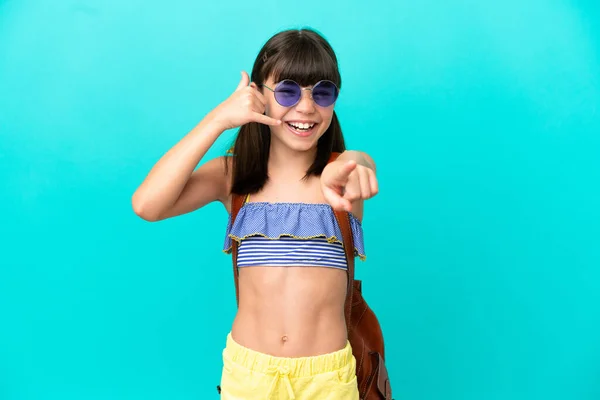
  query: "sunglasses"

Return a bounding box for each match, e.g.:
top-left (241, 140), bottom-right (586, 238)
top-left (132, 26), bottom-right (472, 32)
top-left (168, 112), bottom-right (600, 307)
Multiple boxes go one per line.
top-left (260, 79), bottom-right (339, 108)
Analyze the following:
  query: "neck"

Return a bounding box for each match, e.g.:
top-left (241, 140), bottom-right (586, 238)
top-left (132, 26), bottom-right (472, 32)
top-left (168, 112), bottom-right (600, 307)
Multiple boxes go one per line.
top-left (268, 140), bottom-right (317, 180)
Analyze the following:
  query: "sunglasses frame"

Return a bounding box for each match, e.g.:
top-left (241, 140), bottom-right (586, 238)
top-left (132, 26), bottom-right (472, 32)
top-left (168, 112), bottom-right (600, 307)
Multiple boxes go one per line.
top-left (260, 79), bottom-right (340, 108)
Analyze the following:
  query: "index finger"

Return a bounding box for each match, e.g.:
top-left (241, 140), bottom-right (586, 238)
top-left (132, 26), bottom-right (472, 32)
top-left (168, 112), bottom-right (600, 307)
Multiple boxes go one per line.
top-left (333, 160), bottom-right (357, 183)
top-left (254, 113), bottom-right (282, 126)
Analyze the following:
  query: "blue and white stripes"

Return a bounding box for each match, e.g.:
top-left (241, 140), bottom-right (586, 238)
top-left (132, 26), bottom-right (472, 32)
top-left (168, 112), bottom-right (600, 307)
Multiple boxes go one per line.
top-left (236, 236), bottom-right (348, 269)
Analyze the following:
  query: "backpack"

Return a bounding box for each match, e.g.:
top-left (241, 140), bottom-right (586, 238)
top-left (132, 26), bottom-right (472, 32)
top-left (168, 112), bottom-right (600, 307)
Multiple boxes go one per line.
top-left (226, 152), bottom-right (393, 399)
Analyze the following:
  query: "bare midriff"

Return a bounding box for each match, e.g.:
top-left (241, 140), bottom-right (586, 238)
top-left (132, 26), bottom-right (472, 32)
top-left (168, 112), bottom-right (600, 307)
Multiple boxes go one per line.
top-left (230, 265), bottom-right (348, 357)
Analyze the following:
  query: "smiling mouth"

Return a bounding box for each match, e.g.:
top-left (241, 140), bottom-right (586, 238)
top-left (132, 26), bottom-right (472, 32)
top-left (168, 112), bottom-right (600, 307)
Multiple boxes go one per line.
top-left (285, 121), bottom-right (318, 135)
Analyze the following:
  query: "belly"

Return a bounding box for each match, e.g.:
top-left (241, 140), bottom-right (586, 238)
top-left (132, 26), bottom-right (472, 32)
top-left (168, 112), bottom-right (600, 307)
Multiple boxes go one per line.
top-left (231, 266), bottom-right (349, 357)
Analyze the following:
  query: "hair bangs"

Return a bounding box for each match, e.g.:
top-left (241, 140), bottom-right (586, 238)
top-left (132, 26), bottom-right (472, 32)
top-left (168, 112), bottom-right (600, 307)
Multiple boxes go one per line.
top-left (267, 39), bottom-right (340, 88)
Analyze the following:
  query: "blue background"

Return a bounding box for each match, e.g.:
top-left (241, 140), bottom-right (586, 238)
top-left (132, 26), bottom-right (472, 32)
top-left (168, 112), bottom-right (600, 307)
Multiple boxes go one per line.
top-left (1, 1), bottom-right (599, 399)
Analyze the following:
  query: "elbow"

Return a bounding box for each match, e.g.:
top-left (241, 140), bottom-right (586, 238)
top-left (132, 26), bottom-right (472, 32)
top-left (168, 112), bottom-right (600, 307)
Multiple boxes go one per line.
top-left (131, 194), bottom-right (161, 222)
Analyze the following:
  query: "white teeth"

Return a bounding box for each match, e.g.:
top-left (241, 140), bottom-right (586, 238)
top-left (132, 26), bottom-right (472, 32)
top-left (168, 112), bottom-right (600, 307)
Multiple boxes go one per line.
top-left (288, 122), bottom-right (315, 130)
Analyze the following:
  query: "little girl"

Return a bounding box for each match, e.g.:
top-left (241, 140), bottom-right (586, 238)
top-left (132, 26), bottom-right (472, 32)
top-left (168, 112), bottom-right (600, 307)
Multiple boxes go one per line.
top-left (132, 28), bottom-right (379, 400)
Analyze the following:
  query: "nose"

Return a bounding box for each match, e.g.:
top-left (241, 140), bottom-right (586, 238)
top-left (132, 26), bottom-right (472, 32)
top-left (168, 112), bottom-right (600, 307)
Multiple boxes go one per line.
top-left (295, 88), bottom-right (316, 113)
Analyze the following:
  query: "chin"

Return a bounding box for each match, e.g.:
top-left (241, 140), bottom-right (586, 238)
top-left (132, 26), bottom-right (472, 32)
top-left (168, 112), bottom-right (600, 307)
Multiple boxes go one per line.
top-left (273, 127), bottom-right (323, 152)
top-left (279, 138), bottom-right (317, 153)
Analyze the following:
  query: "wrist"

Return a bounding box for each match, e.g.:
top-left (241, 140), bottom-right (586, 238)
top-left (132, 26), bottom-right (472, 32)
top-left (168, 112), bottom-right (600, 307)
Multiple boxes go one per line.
top-left (204, 108), bottom-right (231, 133)
top-left (186, 113), bottom-right (227, 144)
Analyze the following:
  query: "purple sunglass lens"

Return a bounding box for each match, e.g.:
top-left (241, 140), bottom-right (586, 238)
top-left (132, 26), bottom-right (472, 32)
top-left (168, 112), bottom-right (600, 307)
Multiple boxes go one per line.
top-left (274, 80), bottom-right (302, 107)
top-left (312, 81), bottom-right (338, 107)
top-left (273, 80), bottom-right (339, 107)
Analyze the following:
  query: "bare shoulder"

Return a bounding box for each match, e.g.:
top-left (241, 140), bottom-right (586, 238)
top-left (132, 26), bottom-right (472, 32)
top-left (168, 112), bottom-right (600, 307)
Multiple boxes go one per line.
top-left (193, 155), bottom-right (232, 206)
top-left (219, 155), bottom-right (234, 213)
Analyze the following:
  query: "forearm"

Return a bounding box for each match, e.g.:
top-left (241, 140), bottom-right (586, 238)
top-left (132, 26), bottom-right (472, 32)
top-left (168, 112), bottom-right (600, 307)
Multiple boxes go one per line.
top-left (131, 112), bottom-right (225, 220)
top-left (337, 150), bottom-right (377, 173)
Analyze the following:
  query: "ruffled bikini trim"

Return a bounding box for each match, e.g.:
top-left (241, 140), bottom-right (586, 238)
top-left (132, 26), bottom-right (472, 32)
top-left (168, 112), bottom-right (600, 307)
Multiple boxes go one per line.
top-left (222, 202), bottom-right (366, 261)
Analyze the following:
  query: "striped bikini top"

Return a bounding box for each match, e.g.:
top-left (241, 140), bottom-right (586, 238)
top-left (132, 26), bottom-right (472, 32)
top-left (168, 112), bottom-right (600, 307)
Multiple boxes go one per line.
top-left (223, 197), bottom-right (366, 270)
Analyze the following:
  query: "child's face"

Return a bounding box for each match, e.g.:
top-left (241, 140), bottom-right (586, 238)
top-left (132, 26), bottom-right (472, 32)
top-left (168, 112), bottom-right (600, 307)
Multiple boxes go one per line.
top-left (260, 75), bottom-right (335, 153)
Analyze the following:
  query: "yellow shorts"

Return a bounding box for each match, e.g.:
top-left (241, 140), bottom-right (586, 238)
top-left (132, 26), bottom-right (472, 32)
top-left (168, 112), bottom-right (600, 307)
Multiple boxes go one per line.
top-left (219, 333), bottom-right (360, 400)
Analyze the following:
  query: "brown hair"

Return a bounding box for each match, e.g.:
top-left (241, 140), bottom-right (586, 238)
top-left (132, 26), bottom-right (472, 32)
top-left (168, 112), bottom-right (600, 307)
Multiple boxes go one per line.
top-left (224, 28), bottom-right (346, 196)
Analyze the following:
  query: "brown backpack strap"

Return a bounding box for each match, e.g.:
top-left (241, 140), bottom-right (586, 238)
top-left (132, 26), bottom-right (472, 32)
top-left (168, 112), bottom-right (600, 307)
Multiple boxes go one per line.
top-left (230, 192), bottom-right (246, 306)
top-left (333, 209), bottom-right (356, 334)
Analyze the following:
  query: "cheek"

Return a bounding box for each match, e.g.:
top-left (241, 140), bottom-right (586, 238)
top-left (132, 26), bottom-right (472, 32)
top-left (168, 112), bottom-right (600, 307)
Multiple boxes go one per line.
top-left (265, 100), bottom-right (288, 119)
top-left (320, 109), bottom-right (335, 128)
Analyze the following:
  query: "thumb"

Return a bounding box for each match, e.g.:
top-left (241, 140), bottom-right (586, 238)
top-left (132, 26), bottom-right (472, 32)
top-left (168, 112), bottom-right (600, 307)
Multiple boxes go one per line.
top-left (322, 186), bottom-right (353, 212)
top-left (235, 71), bottom-right (250, 91)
